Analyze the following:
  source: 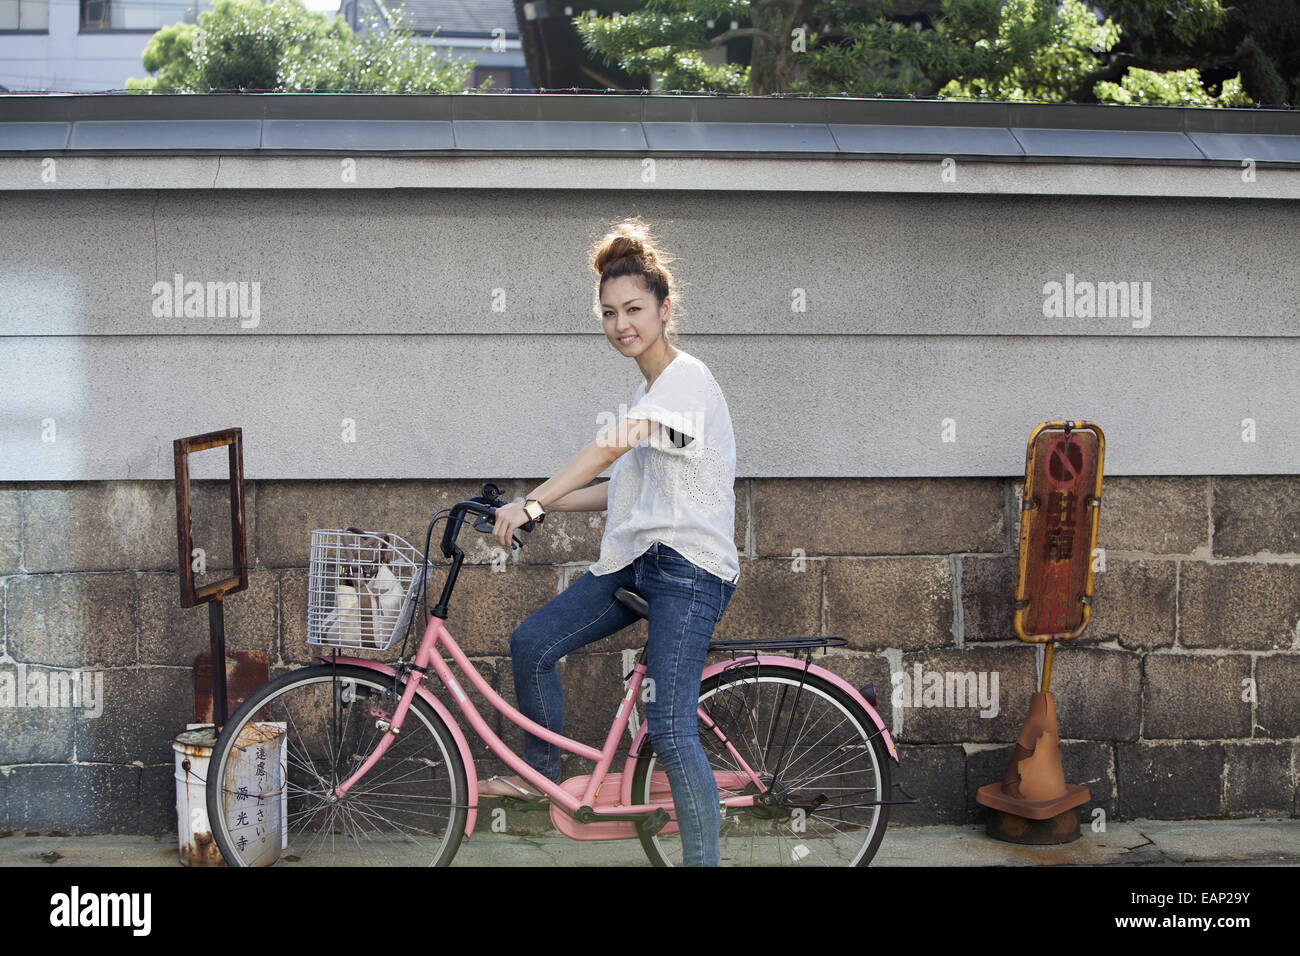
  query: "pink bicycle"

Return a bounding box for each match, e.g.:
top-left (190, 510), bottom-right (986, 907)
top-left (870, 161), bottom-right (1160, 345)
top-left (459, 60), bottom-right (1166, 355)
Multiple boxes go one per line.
top-left (207, 484), bottom-right (908, 867)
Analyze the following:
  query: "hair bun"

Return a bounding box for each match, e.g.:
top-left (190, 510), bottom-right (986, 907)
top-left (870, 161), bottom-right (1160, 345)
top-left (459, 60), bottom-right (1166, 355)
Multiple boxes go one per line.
top-left (595, 232), bottom-right (651, 274)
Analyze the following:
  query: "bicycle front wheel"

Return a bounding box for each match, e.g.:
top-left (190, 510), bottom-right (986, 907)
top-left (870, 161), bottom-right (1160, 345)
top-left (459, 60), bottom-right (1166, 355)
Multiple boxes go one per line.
top-left (206, 663), bottom-right (468, 866)
top-left (630, 663), bottom-right (892, 866)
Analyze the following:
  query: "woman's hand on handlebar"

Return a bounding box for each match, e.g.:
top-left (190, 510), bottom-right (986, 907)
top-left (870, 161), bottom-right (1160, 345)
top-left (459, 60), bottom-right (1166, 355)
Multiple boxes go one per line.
top-left (492, 497), bottom-right (530, 550)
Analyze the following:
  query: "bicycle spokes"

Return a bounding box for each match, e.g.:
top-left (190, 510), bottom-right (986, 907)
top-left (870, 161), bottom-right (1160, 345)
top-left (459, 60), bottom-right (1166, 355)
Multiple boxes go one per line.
top-left (635, 666), bottom-right (892, 866)
top-left (208, 667), bottom-right (467, 867)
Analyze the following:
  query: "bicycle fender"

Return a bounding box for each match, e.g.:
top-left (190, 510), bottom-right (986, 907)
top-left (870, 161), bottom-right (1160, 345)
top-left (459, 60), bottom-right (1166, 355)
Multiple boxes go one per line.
top-left (793, 657), bottom-right (899, 764)
top-left (624, 654), bottom-right (899, 800)
top-left (321, 655), bottom-right (480, 839)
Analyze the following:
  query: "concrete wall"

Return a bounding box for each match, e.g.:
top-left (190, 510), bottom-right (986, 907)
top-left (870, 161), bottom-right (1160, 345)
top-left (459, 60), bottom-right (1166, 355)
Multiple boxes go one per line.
top-left (1, 187), bottom-right (1298, 481)
top-left (1, 146), bottom-right (1298, 834)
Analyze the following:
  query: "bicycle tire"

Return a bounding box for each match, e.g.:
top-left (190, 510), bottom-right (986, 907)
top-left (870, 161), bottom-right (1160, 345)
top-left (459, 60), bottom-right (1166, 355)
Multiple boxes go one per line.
top-left (630, 663), bottom-right (892, 867)
top-left (206, 663), bottom-right (468, 867)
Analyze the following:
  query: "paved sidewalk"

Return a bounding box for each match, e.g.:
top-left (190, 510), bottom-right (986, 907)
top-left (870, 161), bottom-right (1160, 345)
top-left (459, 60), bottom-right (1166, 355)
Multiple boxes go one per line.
top-left (1, 818), bottom-right (1296, 867)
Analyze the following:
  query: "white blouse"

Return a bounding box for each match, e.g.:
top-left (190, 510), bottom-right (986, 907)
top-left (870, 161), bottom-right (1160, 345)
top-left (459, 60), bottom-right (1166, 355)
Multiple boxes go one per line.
top-left (589, 349), bottom-right (741, 585)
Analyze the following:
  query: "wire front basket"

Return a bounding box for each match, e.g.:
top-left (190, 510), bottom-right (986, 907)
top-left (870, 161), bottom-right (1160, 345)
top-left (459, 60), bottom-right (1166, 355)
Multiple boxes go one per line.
top-left (307, 529), bottom-right (424, 651)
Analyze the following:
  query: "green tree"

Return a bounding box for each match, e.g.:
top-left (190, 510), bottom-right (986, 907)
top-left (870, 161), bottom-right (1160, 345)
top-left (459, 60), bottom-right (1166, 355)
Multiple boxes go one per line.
top-left (128, 0), bottom-right (481, 93)
top-left (573, 0), bottom-right (1267, 105)
top-left (1095, 67), bottom-right (1250, 106)
top-left (574, 0), bottom-right (753, 94)
top-left (1095, 0), bottom-right (1298, 106)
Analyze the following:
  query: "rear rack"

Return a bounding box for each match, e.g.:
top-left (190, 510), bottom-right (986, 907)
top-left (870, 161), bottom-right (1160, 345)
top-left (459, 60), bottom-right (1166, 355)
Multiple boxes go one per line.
top-left (708, 636), bottom-right (846, 653)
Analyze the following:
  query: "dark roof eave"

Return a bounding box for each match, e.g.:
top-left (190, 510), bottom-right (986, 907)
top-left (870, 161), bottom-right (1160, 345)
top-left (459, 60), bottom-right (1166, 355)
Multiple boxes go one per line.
top-left (1, 148), bottom-right (1295, 167)
top-left (0, 94), bottom-right (1297, 165)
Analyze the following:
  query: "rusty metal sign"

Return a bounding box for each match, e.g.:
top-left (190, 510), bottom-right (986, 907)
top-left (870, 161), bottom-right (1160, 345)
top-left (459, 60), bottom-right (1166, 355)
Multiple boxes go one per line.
top-left (194, 650), bottom-right (270, 725)
top-left (1012, 421), bottom-right (1104, 643)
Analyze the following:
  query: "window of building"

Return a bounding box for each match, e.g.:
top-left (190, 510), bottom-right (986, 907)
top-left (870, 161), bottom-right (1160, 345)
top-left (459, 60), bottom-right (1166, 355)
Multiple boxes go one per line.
top-left (80, 0), bottom-right (213, 32)
top-left (470, 65), bottom-right (532, 92)
top-left (0, 0), bottom-right (50, 31)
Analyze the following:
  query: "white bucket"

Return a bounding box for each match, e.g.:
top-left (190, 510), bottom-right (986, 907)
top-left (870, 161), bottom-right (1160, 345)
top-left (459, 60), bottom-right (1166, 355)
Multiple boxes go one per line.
top-left (174, 722), bottom-right (286, 867)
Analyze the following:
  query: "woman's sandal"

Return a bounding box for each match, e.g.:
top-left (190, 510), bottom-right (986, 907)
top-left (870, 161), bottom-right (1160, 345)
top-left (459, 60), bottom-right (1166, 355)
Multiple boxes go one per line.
top-left (478, 774), bottom-right (550, 808)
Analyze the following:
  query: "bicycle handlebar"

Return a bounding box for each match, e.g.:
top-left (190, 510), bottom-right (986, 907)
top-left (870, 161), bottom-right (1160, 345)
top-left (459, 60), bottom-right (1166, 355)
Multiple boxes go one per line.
top-left (437, 481), bottom-right (544, 559)
top-left (417, 481), bottom-right (547, 620)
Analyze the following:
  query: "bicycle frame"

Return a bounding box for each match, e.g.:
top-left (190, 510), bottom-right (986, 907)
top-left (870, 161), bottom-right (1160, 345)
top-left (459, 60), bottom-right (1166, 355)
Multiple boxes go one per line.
top-left (318, 611), bottom-right (772, 841)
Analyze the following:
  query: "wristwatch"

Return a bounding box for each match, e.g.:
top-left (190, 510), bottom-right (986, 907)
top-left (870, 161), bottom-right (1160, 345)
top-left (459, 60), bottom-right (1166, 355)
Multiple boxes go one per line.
top-left (523, 498), bottom-right (546, 522)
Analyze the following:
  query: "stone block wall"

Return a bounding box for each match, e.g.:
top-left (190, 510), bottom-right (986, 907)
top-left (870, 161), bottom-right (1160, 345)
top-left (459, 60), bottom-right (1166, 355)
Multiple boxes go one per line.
top-left (1, 475), bottom-right (1297, 834)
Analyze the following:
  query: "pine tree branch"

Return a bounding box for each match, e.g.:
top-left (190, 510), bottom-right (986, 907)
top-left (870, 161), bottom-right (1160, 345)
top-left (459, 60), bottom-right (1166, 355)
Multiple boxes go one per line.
top-left (1063, 52), bottom-right (1135, 102)
top-left (826, 0), bottom-right (945, 15)
top-left (704, 27), bottom-right (782, 48)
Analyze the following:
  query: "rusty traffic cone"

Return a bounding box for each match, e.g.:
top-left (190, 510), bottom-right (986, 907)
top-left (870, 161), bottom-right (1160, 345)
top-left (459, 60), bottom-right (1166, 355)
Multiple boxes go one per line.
top-left (977, 646), bottom-right (1089, 843)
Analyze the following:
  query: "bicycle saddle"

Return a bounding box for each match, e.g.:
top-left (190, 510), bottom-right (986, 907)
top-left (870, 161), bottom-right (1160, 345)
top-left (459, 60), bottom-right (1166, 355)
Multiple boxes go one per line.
top-left (614, 587), bottom-right (648, 620)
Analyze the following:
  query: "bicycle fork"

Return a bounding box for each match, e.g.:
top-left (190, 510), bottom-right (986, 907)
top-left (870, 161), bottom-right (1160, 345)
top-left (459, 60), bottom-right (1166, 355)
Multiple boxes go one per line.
top-left (328, 660), bottom-right (428, 800)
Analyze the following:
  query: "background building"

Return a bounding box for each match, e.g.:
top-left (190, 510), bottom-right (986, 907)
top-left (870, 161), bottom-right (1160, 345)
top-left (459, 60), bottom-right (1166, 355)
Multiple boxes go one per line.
top-left (0, 0), bottom-right (527, 92)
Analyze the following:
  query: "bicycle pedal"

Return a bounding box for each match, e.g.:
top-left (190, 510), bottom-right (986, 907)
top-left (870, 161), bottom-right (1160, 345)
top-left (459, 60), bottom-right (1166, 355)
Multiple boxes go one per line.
top-left (637, 807), bottom-right (672, 838)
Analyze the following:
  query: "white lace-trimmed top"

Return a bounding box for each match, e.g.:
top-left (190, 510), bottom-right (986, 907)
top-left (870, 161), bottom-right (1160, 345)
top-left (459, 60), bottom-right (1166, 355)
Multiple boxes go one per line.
top-left (589, 349), bottom-right (741, 585)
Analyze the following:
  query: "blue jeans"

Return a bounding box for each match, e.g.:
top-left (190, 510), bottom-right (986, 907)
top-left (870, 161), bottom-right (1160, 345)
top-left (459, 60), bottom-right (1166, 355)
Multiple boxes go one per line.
top-left (509, 541), bottom-right (737, 866)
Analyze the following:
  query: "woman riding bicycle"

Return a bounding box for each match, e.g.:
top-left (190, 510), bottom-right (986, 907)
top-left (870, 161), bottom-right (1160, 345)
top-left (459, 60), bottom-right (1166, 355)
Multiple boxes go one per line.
top-left (480, 216), bottom-right (741, 866)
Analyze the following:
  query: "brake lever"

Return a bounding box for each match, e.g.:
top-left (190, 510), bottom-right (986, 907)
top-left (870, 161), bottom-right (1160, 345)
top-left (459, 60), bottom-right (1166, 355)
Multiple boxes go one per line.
top-left (479, 507), bottom-right (533, 550)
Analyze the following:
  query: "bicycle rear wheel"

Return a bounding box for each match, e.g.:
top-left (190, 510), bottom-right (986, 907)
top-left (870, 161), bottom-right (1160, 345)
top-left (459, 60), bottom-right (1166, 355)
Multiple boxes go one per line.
top-left (630, 663), bottom-right (892, 866)
top-left (206, 663), bottom-right (468, 866)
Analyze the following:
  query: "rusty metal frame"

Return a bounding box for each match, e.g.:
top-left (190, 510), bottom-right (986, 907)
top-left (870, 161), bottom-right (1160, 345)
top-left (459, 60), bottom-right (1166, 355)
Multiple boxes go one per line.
top-left (1012, 420), bottom-right (1105, 645)
top-left (174, 427), bottom-right (248, 607)
top-left (173, 427), bottom-right (249, 728)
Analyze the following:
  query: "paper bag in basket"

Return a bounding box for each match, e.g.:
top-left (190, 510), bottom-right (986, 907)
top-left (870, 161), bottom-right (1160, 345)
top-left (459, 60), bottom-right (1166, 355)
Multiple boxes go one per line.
top-left (320, 528), bottom-right (405, 649)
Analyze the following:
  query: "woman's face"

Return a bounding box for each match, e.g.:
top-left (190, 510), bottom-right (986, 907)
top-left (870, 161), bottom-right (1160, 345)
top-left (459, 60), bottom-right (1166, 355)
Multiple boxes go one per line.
top-left (600, 275), bottom-right (669, 358)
